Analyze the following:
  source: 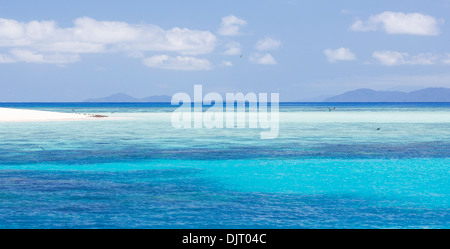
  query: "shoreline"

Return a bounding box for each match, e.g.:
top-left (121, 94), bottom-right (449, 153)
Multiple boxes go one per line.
top-left (0, 107), bottom-right (116, 123)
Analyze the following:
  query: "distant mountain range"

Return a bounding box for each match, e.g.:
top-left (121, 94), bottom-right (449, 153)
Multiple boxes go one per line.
top-left (85, 93), bottom-right (172, 102)
top-left (324, 87), bottom-right (450, 102)
top-left (86, 87), bottom-right (450, 103)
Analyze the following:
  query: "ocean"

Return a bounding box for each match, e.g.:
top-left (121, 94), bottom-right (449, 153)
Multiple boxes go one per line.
top-left (0, 103), bottom-right (449, 228)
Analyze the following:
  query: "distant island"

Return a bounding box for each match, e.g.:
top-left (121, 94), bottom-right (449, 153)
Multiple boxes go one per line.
top-left (324, 87), bottom-right (450, 102)
top-left (86, 87), bottom-right (450, 103)
top-left (85, 93), bottom-right (172, 102)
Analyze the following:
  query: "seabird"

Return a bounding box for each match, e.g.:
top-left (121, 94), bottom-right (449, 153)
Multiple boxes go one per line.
top-left (29, 146), bottom-right (46, 151)
top-left (327, 107), bottom-right (336, 112)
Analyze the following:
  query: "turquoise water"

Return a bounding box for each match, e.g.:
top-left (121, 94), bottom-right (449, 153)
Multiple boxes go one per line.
top-left (0, 103), bottom-right (449, 228)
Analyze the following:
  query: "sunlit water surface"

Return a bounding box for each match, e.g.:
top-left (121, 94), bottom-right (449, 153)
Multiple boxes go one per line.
top-left (0, 103), bottom-right (449, 228)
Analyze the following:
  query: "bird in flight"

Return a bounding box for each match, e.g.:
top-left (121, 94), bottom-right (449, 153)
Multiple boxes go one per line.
top-left (29, 146), bottom-right (46, 151)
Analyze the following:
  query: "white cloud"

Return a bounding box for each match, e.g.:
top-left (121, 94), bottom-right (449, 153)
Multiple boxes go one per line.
top-left (224, 41), bottom-right (241, 55)
top-left (255, 37), bottom-right (281, 51)
top-left (218, 15), bottom-right (247, 36)
top-left (0, 19), bottom-right (24, 39)
top-left (373, 51), bottom-right (406, 66)
top-left (372, 51), bottom-right (440, 66)
top-left (222, 60), bottom-right (233, 67)
top-left (72, 17), bottom-right (139, 44)
top-left (0, 17), bottom-right (217, 65)
top-left (38, 42), bottom-right (106, 53)
top-left (324, 47), bottom-right (356, 63)
top-left (0, 16), bottom-right (281, 69)
top-left (143, 55), bottom-right (212, 71)
top-left (351, 11), bottom-right (441, 35)
top-left (8, 49), bottom-right (80, 64)
top-left (249, 53), bottom-right (277, 65)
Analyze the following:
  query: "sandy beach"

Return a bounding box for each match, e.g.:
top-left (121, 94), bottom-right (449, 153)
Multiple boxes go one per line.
top-left (0, 107), bottom-right (110, 122)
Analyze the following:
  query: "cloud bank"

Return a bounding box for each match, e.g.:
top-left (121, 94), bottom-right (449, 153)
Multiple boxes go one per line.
top-left (0, 15), bottom-right (283, 70)
top-left (0, 17), bottom-right (217, 66)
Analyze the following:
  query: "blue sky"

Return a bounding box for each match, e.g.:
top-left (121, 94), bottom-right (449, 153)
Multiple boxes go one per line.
top-left (0, 0), bottom-right (450, 101)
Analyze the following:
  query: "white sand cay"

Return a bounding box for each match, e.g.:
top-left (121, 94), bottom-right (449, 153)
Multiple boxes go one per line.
top-left (0, 107), bottom-right (112, 122)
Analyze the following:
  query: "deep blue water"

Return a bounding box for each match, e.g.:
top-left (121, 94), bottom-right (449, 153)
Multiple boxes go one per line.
top-left (0, 103), bottom-right (449, 228)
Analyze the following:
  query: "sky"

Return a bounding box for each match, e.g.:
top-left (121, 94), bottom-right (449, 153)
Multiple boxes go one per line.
top-left (0, 0), bottom-right (450, 101)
